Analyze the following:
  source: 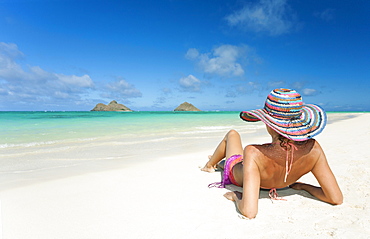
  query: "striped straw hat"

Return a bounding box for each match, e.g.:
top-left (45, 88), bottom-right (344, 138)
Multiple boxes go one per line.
top-left (240, 88), bottom-right (327, 141)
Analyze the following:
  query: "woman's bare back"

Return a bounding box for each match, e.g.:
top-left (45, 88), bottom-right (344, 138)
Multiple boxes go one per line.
top-left (233, 139), bottom-right (320, 189)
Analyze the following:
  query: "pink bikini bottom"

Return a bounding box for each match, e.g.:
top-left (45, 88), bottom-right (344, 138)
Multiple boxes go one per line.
top-left (208, 154), bottom-right (243, 188)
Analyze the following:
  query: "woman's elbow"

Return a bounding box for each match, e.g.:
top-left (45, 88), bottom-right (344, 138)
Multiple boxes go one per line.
top-left (240, 208), bottom-right (257, 219)
top-left (245, 213), bottom-right (257, 219)
top-left (328, 193), bottom-right (343, 205)
top-left (331, 196), bottom-right (343, 205)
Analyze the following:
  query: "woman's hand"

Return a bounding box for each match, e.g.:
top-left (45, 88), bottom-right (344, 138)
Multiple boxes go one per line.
top-left (223, 191), bottom-right (242, 201)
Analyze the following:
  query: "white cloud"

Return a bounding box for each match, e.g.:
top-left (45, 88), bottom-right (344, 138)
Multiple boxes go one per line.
top-left (154, 96), bottom-right (166, 104)
top-left (0, 42), bottom-right (95, 108)
top-left (56, 74), bottom-right (94, 88)
top-left (302, 88), bottom-right (319, 96)
top-left (314, 9), bottom-right (335, 22)
top-left (0, 44), bottom-right (27, 81)
top-left (291, 81), bottom-right (305, 90)
top-left (186, 45), bottom-right (245, 77)
top-left (226, 81), bottom-right (260, 97)
top-left (161, 87), bottom-right (172, 95)
top-left (225, 0), bottom-right (295, 36)
top-left (268, 80), bottom-right (286, 89)
top-left (105, 78), bottom-right (142, 98)
top-left (179, 75), bottom-right (201, 92)
top-left (0, 42), bottom-right (24, 59)
top-left (54, 91), bottom-right (70, 99)
top-left (185, 48), bottom-right (199, 60)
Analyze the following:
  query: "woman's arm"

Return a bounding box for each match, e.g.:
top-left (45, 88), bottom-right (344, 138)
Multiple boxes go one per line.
top-left (224, 146), bottom-right (261, 219)
top-left (290, 143), bottom-right (343, 205)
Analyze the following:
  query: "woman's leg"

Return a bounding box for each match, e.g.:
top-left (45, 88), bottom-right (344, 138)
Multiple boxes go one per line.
top-left (201, 130), bottom-right (243, 172)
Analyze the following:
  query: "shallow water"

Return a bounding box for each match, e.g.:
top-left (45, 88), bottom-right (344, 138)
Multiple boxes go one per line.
top-left (0, 111), bottom-right (259, 148)
top-left (0, 111), bottom-right (265, 186)
top-left (0, 111), bottom-right (360, 190)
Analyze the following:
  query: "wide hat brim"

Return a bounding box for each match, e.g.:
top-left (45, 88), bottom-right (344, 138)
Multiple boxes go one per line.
top-left (240, 104), bottom-right (327, 141)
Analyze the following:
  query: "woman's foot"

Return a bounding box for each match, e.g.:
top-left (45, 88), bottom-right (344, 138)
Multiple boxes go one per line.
top-left (201, 163), bottom-right (215, 173)
top-left (200, 156), bottom-right (216, 172)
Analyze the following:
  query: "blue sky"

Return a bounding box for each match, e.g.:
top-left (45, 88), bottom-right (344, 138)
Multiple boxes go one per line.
top-left (0, 0), bottom-right (369, 111)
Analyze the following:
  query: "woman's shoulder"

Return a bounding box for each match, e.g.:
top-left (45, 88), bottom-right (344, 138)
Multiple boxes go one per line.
top-left (244, 144), bottom-right (261, 154)
top-left (294, 139), bottom-right (325, 166)
top-left (245, 143), bottom-right (271, 152)
top-left (243, 145), bottom-right (267, 161)
top-left (306, 139), bottom-right (323, 152)
top-left (244, 144), bottom-right (273, 163)
top-left (309, 139), bottom-right (326, 156)
top-left (248, 143), bottom-right (272, 148)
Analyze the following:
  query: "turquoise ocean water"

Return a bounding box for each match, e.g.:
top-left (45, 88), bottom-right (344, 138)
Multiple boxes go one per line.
top-left (0, 111), bottom-right (251, 149)
top-left (0, 111), bottom-right (363, 190)
top-left (0, 111), bottom-right (363, 149)
top-left (0, 111), bottom-right (257, 189)
top-left (0, 111), bottom-right (262, 187)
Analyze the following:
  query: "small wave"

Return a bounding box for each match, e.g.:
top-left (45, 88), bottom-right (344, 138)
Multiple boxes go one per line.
top-left (0, 137), bottom-right (97, 149)
top-left (149, 137), bottom-right (176, 142)
top-left (0, 141), bottom-right (58, 149)
top-left (110, 136), bottom-right (176, 146)
top-left (195, 126), bottom-right (231, 131)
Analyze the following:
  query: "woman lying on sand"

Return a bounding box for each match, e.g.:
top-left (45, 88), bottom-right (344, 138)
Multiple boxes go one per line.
top-left (201, 88), bottom-right (343, 219)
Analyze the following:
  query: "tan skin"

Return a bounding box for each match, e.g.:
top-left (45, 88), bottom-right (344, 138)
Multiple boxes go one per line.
top-left (201, 127), bottom-right (343, 219)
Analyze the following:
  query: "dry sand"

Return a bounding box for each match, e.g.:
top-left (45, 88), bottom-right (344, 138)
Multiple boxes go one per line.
top-left (0, 113), bottom-right (369, 239)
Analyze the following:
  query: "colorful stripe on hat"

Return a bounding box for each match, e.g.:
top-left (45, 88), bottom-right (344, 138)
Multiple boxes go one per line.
top-left (240, 89), bottom-right (327, 141)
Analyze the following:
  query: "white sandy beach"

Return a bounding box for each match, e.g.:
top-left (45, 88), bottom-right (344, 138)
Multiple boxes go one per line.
top-left (0, 113), bottom-right (369, 239)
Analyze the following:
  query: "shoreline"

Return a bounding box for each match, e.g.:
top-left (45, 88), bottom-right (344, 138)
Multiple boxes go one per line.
top-left (0, 113), bottom-right (366, 192)
top-left (0, 113), bottom-right (369, 238)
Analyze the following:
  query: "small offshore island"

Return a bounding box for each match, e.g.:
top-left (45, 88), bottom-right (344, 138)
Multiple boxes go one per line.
top-left (174, 102), bottom-right (201, 111)
top-left (91, 100), bottom-right (132, 112)
top-left (91, 101), bottom-right (201, 112)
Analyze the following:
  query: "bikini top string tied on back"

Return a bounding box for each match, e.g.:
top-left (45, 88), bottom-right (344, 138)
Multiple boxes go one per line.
top-left (284, 142), bottom-right (298, 183)
top-left (268, 142), bottom-right (298, 201)
top-left (268, 188), bottom-right (287, 201)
